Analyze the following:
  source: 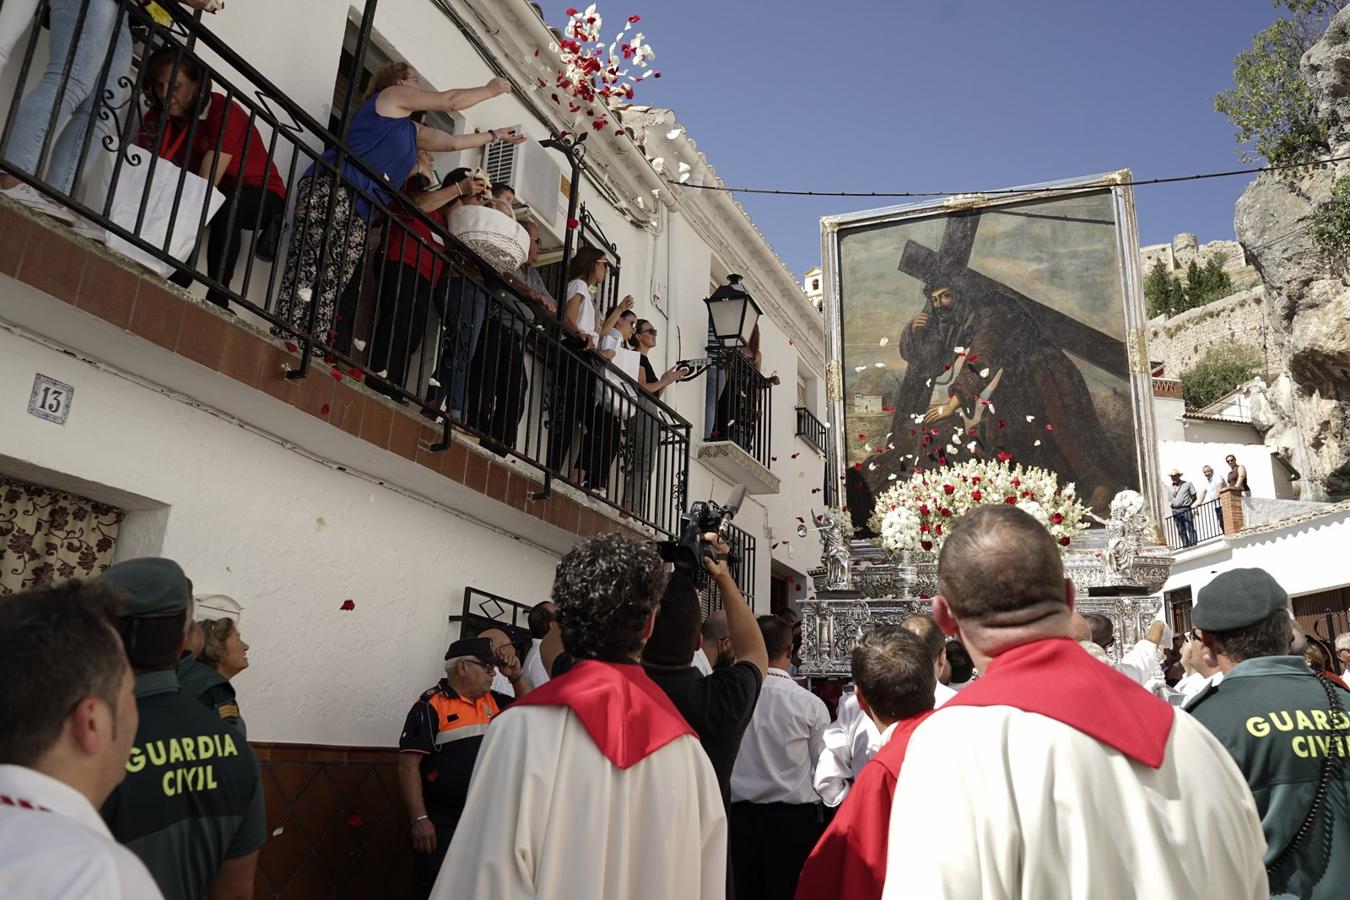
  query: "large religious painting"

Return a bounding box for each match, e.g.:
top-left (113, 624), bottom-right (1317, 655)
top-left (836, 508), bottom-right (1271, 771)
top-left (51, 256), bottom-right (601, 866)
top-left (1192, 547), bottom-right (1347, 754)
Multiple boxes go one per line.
top-left (820, 173), bottom-right (1159, 529)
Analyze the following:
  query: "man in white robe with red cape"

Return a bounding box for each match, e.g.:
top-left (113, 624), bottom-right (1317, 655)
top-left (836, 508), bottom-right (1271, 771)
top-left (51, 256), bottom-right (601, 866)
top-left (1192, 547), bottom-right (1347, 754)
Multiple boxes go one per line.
top-left (431, 533), bottom-right (726, 900)
top-left (880, 506), bottom-right (1268, 899)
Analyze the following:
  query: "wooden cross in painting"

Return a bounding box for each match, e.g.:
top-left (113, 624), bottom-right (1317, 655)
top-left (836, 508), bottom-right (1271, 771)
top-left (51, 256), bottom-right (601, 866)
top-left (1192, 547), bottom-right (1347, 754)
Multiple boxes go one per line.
top-left (897, 211), bottom-right (1128, 379)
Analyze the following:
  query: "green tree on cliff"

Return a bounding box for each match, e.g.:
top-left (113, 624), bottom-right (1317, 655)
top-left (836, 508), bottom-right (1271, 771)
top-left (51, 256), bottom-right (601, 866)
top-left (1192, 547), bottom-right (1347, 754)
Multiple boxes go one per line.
top-left (1180, 343), bottom-right (1266, 410)
top-left (1214, 1), bottom-right (1341, 164)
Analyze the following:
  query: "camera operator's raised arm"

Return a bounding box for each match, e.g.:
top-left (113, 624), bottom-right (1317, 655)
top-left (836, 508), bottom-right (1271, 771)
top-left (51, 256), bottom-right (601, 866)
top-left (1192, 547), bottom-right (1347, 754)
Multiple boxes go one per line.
top-left (702, 533), bottom-right (768, 677)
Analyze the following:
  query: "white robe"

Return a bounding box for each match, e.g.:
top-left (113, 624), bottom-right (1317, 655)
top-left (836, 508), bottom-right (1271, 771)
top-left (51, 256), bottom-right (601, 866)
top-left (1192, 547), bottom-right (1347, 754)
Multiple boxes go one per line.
top-left (882, 706), bottom-right (1268, 899)
top-left (431, 704), bottom-right (727, 900)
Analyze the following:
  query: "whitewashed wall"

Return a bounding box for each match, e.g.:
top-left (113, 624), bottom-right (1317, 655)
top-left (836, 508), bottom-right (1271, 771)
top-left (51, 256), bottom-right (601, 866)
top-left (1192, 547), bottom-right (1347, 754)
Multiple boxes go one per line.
top-left (0, 327), bottom-right (559, 747)
top-left (1163, 506), bottom-right (1350, 600)
top-left (1158, 439), bottom-right (1288, 500)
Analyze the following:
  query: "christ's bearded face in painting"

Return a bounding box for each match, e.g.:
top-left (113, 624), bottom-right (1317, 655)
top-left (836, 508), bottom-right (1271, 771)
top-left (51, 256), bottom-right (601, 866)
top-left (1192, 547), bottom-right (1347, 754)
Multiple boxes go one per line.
top-left (928, 286), bottom-right (957, 309)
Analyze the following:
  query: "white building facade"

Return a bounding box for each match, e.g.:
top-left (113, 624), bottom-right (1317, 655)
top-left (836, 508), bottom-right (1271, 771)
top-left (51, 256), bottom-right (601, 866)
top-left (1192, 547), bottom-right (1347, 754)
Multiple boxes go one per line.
top-left (0, 0), bottom-right (828, 757)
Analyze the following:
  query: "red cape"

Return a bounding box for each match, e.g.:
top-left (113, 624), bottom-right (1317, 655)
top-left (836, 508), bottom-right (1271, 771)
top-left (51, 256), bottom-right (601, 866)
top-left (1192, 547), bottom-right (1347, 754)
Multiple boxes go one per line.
top-left (795, 710), bottom-right (933, 900)
top-left (947, 637), bottom-right (1175, 768)
top-left (511, 659), bottom-right (696, 769)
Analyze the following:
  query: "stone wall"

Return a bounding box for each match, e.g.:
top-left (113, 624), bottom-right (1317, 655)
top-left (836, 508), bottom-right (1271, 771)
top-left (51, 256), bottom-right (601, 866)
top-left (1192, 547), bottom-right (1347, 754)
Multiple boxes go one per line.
top-left (1146, 285), bottom-right (1270, 377)
top-left (1139, 233), bottom-right (1264, 292)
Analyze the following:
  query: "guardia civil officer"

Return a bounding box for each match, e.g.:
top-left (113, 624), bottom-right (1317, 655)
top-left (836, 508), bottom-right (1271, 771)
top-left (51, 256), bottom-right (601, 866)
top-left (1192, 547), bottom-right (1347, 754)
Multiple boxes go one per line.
top-left (1188, 568), bottom-right (1350, 900)
top-left (98, 558), bottom-right (266, 900)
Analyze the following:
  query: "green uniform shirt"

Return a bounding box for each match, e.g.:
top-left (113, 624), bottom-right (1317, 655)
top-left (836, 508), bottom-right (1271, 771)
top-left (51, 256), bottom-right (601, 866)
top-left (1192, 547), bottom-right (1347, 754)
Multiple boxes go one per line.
top-left (101, 670), bottom-right (266, 900)
top-left (1188, 656), bottom-right (1350, 900)
top-left (177, 654), bottom-right (247, 738)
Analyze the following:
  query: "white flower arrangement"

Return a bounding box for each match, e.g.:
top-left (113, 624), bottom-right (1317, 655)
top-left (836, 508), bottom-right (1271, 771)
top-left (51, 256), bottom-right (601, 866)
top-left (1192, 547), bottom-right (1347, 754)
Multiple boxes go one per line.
top-left (867, 458), bottom-right (1089, 558)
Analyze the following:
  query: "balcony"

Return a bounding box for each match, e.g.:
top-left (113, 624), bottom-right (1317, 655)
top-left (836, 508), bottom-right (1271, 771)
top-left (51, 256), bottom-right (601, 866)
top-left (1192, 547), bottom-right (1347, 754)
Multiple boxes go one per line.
top-left (795, 406), bottom-right (826, 455)
top-left (1162, 498), bottom-right (1224, 550)
top-left (696, 520), bottom-right (757, 614)
top-left (698, 348), bottom-right (779, 495)
top-left (0, 0), bottom-right (690, 539)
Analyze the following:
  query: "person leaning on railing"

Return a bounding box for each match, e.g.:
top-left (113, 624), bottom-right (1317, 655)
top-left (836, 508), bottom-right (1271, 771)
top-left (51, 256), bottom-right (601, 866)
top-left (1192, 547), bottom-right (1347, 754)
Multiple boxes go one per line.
top-left (548, 247), bottom-right (610, 482)
top-left (136, 44), bottom-right (287, 313)
top-left (367, 158), bottom-right (486, 403)
top-left (272, 61), bottom-right (524, 343)
top-left (579, 301), bottom-right (637, 493)
top-left (624, 318), bottom-right (688, 518)
top-left (0, 0), bottom-right (221, 221)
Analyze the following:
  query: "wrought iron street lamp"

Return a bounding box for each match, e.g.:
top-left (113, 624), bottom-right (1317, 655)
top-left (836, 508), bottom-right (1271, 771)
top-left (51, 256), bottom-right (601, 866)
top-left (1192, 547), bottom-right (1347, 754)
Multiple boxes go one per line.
top-left (704, 274), bottom-right (762, 348)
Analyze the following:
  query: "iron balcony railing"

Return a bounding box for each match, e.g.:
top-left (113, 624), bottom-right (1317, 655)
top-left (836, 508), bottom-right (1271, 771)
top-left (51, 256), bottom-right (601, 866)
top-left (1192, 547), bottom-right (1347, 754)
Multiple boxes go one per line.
top-left (795, 406), bottom-right (826, 455)
top-left (706, 348), bottom-right (774, 469)
top-left (697, 520), bottom-right (756, 615)
top-left (0, 0), bottom-right (690, 537)
top-left (1162, 498), bottom-right (1224, 550)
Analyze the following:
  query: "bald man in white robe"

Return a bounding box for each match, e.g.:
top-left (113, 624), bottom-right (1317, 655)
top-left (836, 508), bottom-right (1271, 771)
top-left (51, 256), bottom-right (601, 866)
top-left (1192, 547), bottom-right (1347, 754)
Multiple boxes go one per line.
top-left (881, 506), bottom-right (1267, 899)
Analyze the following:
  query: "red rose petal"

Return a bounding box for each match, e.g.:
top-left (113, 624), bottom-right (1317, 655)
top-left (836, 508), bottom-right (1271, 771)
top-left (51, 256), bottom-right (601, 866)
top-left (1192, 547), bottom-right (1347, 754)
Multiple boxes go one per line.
top-left (853, 462), bottom-right (862, 470)
top-left (330, 367), bottom-right (343, 381)
top-left (339, 599), bottom-right (355, 610)
top-left (284, 341), bottom-right (298, 353)
top-left (347, 814), bottom-right (363, 827)
top-left (349, 367), bottom-right (362, 378)
top-left (566, 218), bottom-right (580, 229)
top-left (320, 403), bottom-right (331, 416)
top-left (1046, 423), bottom-right (1054, 431)
top-left (426, 770), bottom-right (439, 782)
top-left (1059, 536), bottom-right (1071, 546)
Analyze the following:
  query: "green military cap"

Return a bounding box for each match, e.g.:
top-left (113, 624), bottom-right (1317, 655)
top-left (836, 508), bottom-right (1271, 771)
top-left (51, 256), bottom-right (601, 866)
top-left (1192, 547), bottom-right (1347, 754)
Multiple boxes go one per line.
top-left (1191, 567), bottom-right (1288, 631)
top-left (100, 557), bottom-right (193, 619)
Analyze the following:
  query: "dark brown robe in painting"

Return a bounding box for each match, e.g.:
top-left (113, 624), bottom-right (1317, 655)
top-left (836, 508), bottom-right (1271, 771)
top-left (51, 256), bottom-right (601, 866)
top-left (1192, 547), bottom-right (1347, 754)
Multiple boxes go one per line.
top-left (879, 293), bottom-right (1130, 514)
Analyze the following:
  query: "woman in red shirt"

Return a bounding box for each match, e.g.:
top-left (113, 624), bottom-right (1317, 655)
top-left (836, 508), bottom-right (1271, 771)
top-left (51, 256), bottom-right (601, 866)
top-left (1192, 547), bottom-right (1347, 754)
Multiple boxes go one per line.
top-left (138, 46), bottom-right (287, 311)
top-left (369, 160), bottom-right (486, 401)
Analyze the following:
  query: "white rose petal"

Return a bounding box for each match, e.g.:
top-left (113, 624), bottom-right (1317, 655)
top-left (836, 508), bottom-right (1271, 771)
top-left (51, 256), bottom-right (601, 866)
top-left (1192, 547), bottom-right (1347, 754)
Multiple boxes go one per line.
top-left (979, 367), bottom-right (990, 378)
top-left (352, 339), bottom-right (367, 351)
top-left (879, 336), bottom-right (890, 346)
top-left (666, 128), bottom-right (683, 140)
top-left (874, 362), bottom-right (886, 368)
top-left (1025, 415), bottom-right (1035, 422)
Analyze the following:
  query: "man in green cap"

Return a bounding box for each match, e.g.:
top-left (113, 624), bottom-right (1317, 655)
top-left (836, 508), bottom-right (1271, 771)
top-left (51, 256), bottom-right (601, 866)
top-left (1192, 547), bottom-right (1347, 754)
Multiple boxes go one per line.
top-left (96, 557), bottom-right (266, 900)
top-left (1188, 567), bottom-right (1350, 899)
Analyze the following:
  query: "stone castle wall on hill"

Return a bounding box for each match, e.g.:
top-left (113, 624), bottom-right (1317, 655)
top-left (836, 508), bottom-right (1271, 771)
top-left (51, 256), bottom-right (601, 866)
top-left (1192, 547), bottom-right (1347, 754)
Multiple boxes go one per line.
top-left (1146, 286), bottom-right (1270, 377)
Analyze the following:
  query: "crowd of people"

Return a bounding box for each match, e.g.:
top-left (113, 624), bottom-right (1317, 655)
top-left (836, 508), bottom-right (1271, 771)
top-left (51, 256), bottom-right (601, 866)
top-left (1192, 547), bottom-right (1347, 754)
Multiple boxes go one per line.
top-left (1, 0), bottom-right (696, 512)
top-left (3, 509), bottom-right (1350, 899)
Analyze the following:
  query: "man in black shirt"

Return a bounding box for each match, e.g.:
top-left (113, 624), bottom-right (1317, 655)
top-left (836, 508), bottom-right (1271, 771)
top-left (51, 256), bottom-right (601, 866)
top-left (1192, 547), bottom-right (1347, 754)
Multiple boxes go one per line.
top-left (641, 542), bottom-right (768, 805)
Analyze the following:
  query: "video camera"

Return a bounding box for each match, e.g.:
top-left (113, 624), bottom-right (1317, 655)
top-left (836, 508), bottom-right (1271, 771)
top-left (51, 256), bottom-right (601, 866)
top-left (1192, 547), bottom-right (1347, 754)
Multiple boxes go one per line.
top-left (657, 484), bottom-right (747, 580)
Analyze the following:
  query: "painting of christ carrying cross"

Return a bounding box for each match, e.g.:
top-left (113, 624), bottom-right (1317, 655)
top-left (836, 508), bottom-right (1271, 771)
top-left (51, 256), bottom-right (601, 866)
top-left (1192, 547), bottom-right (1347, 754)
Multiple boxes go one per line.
top-left (829, 184), bottom-right (1146, 525)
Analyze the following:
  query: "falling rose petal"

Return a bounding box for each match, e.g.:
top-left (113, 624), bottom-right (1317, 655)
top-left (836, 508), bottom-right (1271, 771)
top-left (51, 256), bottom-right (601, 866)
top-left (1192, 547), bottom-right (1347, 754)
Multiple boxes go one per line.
top-left (320, 403), bottom-right (331, 416)
top-left (788, 338), bottom-right (795, 346)
top-left (857, 433), bottom-right (867, 440)
top-left (427, 377), bottom-right (441, 388)
top-left (772, 542), bottom-right (779, 549)
top-left (329, 367), bottom-right (343, 382)
top-left (874, 362), bottom-right (885, 368)
top-left (349, 367), bottom-right (363, 379)
top-left (566, 218), bottom-right (580, 229)
top-left (791, 452), bottom-right (800, 459)
top-left (854, 366), bottom-right (867, 373)
top-left (979, 368), bottom-right (990, 378)
top-left (666, 128), bottom-right (682, 140)
top-left (795, 516), bottom-right (805, 523)
top-left (1045, 423), bottom-right (1054, 431)
top-left (339, 599), bottom-right (355, 610)
top-left (882, 406), bottom-right (896, 414)
top-left (284, 341), bottom-right (298, 353)
top-left (811, 487), bottom-right (821, 494)
top-left (771, 456), bottom-right (778, 462)
top-left (1025, 415), bottom-right (1035, 422)
top-left (853, 462), bottom-right (862, 470)
top-left (347, 814), bottom-right (364, 827)
top-left (868, 462), bottom-right (877, 470)
top-left (426, 770), bottom-right (439, 782)
top-left (879, 336), bottom-right (890, 346)
top-left (726, 419), bottom-right (736, 427)
top-left (1034, 439), bottom-right (1042, 446)
top-left (272, 826), bottom-right (285, 837)
top-left (954, 346), bottom-right (966, 354)
top-left (353, 338), bottom-right (367, 352)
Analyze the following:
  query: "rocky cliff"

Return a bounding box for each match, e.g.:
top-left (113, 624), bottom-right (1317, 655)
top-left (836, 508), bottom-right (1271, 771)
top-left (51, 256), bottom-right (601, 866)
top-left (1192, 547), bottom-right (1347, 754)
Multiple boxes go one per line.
top-left (1236, 7), bottom-right (1350, 500)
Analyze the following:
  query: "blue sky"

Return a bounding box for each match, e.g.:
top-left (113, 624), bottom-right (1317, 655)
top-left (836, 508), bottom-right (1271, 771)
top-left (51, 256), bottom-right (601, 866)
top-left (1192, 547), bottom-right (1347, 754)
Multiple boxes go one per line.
top-left (607, 0), bottom-right (1288, 279)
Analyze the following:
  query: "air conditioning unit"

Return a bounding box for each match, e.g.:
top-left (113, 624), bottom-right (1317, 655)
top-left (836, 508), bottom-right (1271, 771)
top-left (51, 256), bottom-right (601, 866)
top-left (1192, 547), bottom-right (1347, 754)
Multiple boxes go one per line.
top-left (482, 134), bottom-right (566, 236)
